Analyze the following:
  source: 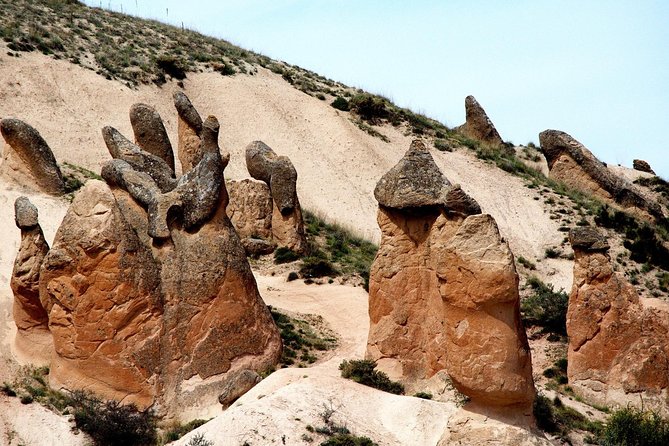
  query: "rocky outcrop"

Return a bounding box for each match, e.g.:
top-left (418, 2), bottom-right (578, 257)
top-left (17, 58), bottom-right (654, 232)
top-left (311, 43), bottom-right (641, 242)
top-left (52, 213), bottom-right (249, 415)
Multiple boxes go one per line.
top-left (129, 103), bottom-right (175, 171)
top-left (540, 130), bottom-right (663, 220)
top-left (11, 197), bottom-right (49, 333)
top-left (15, 99), bottom-right (282, 419)
top-left (633, 159), bottom-right (655, 174)
top-left (226, 179), bottom-right (273, 240)
top-left (456, 95), bottom-right (504, 146)
top-left (367, 140), bottom-right (534, 410)
top-left (567, 227), bottom-right (669, 414)
top-left (0, 118), bottom-right (65, 195)
top-left (245, 141), bottom-right (306, 253)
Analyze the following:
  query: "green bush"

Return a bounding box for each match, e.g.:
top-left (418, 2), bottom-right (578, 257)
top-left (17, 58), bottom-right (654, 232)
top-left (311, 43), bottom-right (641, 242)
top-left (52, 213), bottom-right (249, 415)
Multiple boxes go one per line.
top-left (599, 407), bottom-right (669, 446)
top-left (521, 277), bottom-right (568, 335)
top-left (413, 392), bottom-right (432, 400)
top-left (339, 359), bottom-right (404, 395)
top-left (155, 55), bottom-right (186, 80)
top-left (300, 257), bottom-right (340, 278)
top-left (348, 94), bottom-right (388, 123)
top-left (163, 419), bottom-right (208, 442)
top-left (534, 394), bottom-right (601, 438)
top-left (320, 434), bottom-right (377, 446)
top-left (331, 97), bottom-right (350, 111)
top-left (70, 391), bottom-right (157, 446)
top-left (274, 247), bottom-right (300, 264)
top-left (434, 139), bottom-right (452, 152)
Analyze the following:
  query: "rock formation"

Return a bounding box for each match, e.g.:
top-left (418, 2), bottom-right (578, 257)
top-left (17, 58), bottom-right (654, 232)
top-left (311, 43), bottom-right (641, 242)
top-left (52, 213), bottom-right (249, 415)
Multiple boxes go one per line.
top-left (456, 95), bottom-right (504, 146)
top-left (13, 96), bottom-right (282, 418)
top-left (0, 118), bottom-right (65, 195)
top-left (367, 140), bottom-right (535, 410)
top-left (540, 130), bottom-right (663, 220)
top-left (174, 91), bottom-right (203, 172)
top-left (226, 179), bottom-right (273, 240)
top-left (129, 103), bottom-right (175, 171)
top-left (11, 197), bottom-right (49, 333)
top-left (245, 140), bottom-right (307, 253)
top-left (567, 227), bottom-right (669, 414)
top-left (633, 159), bottom-right (655, 174)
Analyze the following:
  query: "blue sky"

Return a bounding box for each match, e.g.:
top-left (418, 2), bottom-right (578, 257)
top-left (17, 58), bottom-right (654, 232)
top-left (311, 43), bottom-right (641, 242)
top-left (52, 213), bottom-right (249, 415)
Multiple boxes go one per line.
top-left (85, 1), bottom-right (669, 178)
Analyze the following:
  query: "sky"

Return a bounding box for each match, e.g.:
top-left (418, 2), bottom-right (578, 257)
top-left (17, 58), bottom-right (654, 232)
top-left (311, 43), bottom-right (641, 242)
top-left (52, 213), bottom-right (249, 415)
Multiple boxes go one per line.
top-left (84, 0), bottom-right (669, 178)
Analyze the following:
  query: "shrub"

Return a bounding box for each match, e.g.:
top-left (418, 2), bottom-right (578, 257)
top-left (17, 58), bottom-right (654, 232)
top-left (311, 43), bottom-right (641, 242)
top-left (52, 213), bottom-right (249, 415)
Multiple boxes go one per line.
top-left (544, 247), bottom-right (560, 258)
top-left (339, 359), bottom-right (404, 395)
top-left (269, 307), bottom-right (337, 367)
top-left (331, 97), bottom-right (349, 111)
top-left (70, 391), bottom-right (157, 446)
top-left (516, 256), bottom-right (536, 270)
top-left (348, 94), bottom-right (388, 123)
top-left (521, 277), bottom-right (568, 335)
top-left (414, 392), bottom-right (432, 400)
top-left (599, 407), bottom-right (669, 445)
top-left (287, 271), bottom-right (299, 282)
top-left (434, 139), bottom-right (452, 152)
top-left (274, 247), bottom-right (300, 264)
top-left (534, 393), bottom-right (601, 439)
top-left (213, 62), bottom-right (235, 76)
top-left (300, 257), bottom-right (340, 279)
top-left (156, 55), bottom-right (186, 79)
top-left (163, 419), bottom-right (208, 442)
top-left (320, 434), bottom-right (377, 446)
top-left (186, 433), bottom-right (214, 446)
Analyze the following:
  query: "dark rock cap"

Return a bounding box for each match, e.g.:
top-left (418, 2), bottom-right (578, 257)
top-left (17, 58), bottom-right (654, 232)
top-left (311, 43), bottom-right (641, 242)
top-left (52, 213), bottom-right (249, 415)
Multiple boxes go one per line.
top-left (129, 103), bottom-right (175, 171)
top-left (375, 140), bottom-right (481, 216)
top-left (632, 159), bottom-right (655, 175)
top-left (14, 196), bottom-right (39, 228)
top-left (569, 227), bottom-right (610, 252)
top-left (0, 118), bottom-right (65, 195)
top-left (173, 91), bottom-right (203, 134)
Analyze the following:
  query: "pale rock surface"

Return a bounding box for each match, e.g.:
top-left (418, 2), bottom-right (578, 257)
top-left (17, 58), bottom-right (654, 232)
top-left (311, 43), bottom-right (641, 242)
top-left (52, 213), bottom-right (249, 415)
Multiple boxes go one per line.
top-left (567, 227), bottom-right (669, 415)
top-left (226, 178), bottom-right (272, 240)
top-left (0, 118), bottom-right (65, 195)
top-left (367, 140), bottom-right (535, 410)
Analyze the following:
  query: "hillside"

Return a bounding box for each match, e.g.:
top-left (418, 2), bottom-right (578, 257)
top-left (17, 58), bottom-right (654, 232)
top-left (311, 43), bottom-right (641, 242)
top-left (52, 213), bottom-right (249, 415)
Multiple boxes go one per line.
top-left (2, 1), bottom-right (669, 445)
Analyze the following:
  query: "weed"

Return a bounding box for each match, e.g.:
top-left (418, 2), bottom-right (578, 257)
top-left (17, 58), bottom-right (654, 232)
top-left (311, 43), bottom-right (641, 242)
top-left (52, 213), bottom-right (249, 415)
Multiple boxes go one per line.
top-left (186, 433), bottom-right (214, 446)
top-left (544, 247), bottom-right (560, 258)
top-left (599, 407), bottom-right (669, 445)
top-left (339, 359), bottom-right (404, 395)
top-left (163, 419), bottom-right (208, 442)
top-left (516, 256), bottom-right (536, 270)
top-left (413, 392), bottom-right (432, 400)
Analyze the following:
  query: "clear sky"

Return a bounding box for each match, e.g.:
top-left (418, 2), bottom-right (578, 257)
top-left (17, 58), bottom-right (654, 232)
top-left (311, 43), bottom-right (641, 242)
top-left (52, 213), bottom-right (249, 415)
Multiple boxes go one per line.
top-left (85, 1), bottom-right (669, 178)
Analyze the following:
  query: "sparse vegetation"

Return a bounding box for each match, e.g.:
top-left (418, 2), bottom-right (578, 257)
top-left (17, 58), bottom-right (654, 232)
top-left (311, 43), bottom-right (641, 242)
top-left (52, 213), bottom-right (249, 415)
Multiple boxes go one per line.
top-left (339, 359), bottom-right (404, 395)
top-left (516, 255), bottom-right (536, 270)
top-left (274, 246), bottom-right (300, 264)
top-left (521, 276), bottom-right (569, 335)
top-left (413, 392), bottom-right (433, 400)
top-left (433, 138), bottom-right (452, 152)
top-left (163, 419), bottom-right (208, 443)
top-left (533, 393), bottom-right (602, 440)
top-left (598, 407), bottom-right (669, 446)
top-left (331, 97), bottom-right (350, 112)
top-left (270, 306), bottom-right (337, 367)
top-left (185, 433), bottom-right (214, 446)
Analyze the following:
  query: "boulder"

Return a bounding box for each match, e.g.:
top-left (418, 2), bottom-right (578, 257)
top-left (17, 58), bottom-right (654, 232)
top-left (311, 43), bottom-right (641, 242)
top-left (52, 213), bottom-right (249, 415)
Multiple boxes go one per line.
top-left (245, 141), bottom-right (307, 253)
top-left (11, 197), bottom-right (49, 333)
top-left (20, 100), bottom-right (282, 419)
top-left (129, 103), bottom-right (175, 171)
top-left (633, 159), bottom-right (655, 174)
top-left (226, 178), bottom-right (272, 240)
top-left (0, 118), bottom-right (65, 195)
top-left (567, 227), bottom-right (669, 415)
top-left (539, 130), bottom-right (662, 220)
top-left (456, 95), bottom-right (504, 146)
top-left (367, 140), bottom-right (534, 411)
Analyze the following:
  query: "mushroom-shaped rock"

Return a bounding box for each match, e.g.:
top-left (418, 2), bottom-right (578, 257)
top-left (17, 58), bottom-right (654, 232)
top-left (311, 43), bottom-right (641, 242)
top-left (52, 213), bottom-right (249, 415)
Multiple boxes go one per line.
top-left (456, 95), bottom-right (504, 146)
top-left (245, 141), bottom-right (306, 253)
top-left (11, 197), bottom-right (50, 334)
top-left (367, 140), bottom-right (534, 412)
top-left (174, 91), bottom-right (203, 172)
top-left (129, 103), bottom-right (175, 171)
top-left (540, 130), bottom-right (662, 220)
top-left (567, 227), bottom-right (669, 415)
top-left (0, 118), bottom-right (65, 195)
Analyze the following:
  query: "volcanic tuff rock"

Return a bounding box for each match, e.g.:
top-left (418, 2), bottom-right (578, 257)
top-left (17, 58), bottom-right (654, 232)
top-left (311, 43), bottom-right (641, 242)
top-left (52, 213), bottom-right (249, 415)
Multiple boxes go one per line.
top-left (367, 140), bottom-right (535, 410)
top-left (174, 91), bottom-right (203, 172)
top-left (0, 118), bottom-right (65, 195)
top-left (14, 97), bottom-right (281, 418)
top-left (245, 140), bottom-right (306, 253)
top-left (129, 103), bottom-right (175, 171)
top-left (456, 95), bottom-right (504, 146)
top-left (539, 130), bottom-right (663, 220)
top-left (567, 227), bottom-right (669, 415)
top-left (633, 159), bottom-right (655, 174)
top-left (11, 197), bottom-right (49, 333)
top-left (226, 178), bottom-right (273, 240)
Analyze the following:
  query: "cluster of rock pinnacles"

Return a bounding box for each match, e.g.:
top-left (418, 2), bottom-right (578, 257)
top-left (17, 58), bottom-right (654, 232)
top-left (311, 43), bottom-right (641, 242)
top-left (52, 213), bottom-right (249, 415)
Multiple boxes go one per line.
top-left (5, 92), bottom-right (668, 425)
